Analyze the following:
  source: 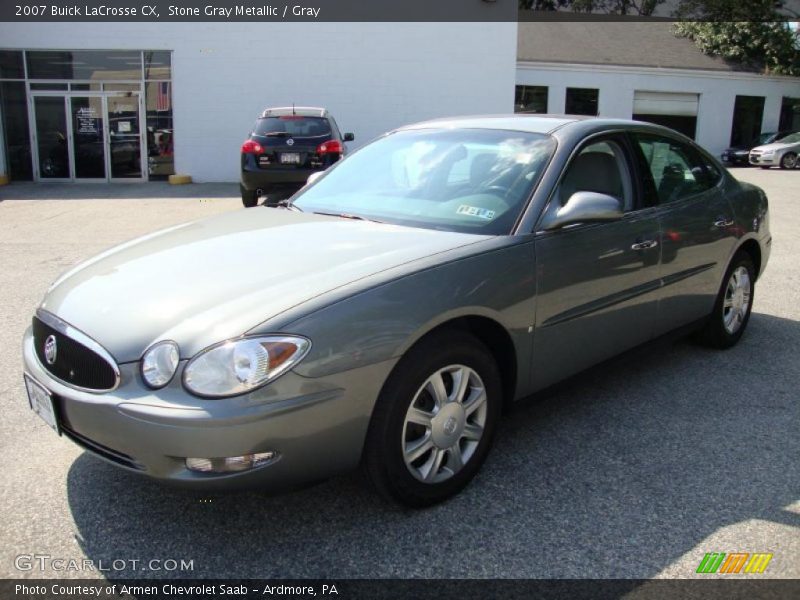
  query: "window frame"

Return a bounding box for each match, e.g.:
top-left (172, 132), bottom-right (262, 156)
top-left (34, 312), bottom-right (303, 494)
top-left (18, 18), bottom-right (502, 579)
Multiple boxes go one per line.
top-left (535, 131), bottom-right (646, 234)
top-left (628, 130), bottom-right (724, 208)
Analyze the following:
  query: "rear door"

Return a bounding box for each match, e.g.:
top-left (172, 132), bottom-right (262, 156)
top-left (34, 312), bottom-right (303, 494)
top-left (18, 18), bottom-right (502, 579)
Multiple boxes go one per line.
top-left (629, 132), bottom-right (736, 337)
top-left (531, 134), bottom-right (662, 391)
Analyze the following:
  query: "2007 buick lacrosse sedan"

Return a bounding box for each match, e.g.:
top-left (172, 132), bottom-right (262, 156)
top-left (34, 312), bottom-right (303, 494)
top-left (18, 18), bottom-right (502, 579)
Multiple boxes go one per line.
top-left (23, 115), bottom-right (770, 506)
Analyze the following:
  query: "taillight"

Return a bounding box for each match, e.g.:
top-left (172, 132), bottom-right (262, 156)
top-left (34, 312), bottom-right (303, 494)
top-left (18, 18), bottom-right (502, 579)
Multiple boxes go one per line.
top-left (241, 140), bottom-right (264, 154)
top-left (316, 140), bottom-right (343, 155)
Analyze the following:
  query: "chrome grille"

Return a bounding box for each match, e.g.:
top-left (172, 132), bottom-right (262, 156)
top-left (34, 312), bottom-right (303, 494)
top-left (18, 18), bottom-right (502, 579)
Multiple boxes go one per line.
top-left (32, 312), bottom-right (119, 392)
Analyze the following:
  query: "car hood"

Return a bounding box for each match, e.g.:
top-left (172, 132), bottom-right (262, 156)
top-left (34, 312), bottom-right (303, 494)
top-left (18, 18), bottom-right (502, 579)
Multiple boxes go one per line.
top-left (41, 208), bottom-right (489, 363)
top-left (752, 141), bottom-right (798, 152)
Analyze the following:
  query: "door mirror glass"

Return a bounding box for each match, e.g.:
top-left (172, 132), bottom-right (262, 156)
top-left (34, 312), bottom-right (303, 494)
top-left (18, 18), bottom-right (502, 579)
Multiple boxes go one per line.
top-left (542, 191), bottom-right (623, 230)
top-left (343, 132), bottom-right (355, 142)
top-left (306, 171), bottom-right (324, 186)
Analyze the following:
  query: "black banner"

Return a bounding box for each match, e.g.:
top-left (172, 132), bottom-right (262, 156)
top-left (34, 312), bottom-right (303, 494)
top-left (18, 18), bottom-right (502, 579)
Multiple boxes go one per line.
top-left (1, 0), bottom-right (799, 22)
top-left (3, 579), bottom-right (800, 600)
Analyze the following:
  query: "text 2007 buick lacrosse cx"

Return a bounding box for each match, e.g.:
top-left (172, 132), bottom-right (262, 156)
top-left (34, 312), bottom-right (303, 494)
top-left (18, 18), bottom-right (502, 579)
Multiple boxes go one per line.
top-left (23, 116), bottom-right (770, 506)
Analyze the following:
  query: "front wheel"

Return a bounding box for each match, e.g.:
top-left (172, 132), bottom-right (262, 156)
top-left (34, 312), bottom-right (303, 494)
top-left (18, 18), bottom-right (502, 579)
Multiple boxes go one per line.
top-left (364, 330), bottom-right (502, 507)
top-left (696, 251), bottom-right (755, 349)
top-left (780, 152), bottom-right (797, 170)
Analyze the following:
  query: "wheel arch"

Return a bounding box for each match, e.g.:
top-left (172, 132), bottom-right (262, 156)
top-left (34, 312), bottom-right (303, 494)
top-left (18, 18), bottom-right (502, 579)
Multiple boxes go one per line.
top-left (395, 314), bottom-right (519, 409)
top-left (736, 238), bottom-right (762, 280)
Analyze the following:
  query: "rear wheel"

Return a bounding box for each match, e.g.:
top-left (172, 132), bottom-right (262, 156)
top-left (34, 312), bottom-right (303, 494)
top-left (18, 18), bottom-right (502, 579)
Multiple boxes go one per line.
top-left (364, 330), bottom-right (502, 507)
top-left (696, 251), bottom-right (755, 349)
top-left (780, 152), bottom-right (797, 170)
top-left (241, 187), bottom-right (258, 208)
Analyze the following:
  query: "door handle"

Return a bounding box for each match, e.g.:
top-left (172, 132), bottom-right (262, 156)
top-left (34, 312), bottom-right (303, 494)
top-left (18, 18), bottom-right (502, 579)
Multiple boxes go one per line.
top-left (713, 218), bottom-right (734, 228)
top-left (631, 240), bottom-right (658, 251)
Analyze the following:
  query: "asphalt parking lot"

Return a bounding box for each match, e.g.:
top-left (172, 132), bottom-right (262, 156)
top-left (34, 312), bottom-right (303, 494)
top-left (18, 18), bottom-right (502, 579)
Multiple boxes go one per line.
top-left (0, 171), bottom-right (798, 580)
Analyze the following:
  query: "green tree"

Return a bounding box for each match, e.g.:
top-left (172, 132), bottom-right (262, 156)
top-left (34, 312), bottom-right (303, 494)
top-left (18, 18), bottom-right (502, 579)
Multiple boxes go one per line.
top-left (673, 21), bottom-right (800, 76)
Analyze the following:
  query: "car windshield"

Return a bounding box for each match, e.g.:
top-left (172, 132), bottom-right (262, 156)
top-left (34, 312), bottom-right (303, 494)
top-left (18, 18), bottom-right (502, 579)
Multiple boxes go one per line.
top-left (254, 116), bottom-right (331, 138)
top-left (777, 132), bottom-right (800, 144)
top-left (292, 128), bottom-right (556, 235)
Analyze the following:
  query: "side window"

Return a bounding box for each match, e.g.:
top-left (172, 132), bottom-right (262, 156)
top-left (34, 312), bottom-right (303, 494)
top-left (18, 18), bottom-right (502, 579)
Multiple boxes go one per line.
top-left (555, 139), bottom-right (633, 211)
top-left (634, 134), bottom-right (715, 204)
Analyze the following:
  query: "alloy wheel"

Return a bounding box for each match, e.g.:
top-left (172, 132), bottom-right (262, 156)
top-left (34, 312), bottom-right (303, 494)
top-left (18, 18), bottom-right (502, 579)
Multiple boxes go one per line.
top-left (723, 266), bottom-right (751, 335)
top-left (401, 365), bottom-right (487, 484)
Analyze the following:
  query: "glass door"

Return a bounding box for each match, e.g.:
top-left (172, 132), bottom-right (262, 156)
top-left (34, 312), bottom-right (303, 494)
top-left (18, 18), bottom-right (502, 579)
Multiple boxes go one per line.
top-left (106, 94), bottom-right (144, 180)
top-left (70, 96), bottom-right (106, 179)
top-left (32, 96), bottom-right (70, 180)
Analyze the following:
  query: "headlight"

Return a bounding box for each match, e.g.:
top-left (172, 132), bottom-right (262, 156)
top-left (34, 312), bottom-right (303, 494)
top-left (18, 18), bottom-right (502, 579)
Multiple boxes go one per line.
top-left (182, 335), bottom-right (311, 398)
top-left (141, 341), bottom-right (180, 389)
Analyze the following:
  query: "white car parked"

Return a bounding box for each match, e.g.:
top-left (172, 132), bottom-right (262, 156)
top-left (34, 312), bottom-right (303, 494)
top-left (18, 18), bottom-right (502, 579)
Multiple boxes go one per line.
top-left (749, 131), bottom-right (800, 169)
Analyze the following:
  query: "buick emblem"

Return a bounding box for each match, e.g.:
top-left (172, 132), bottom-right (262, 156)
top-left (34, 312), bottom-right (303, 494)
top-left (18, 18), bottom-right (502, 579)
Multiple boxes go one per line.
top-left (286, 138), bottom-right (294, 146)
top-left (44, 335), bottom-right (57, 365)
top-left (443, 416), bottom-right (458, 436)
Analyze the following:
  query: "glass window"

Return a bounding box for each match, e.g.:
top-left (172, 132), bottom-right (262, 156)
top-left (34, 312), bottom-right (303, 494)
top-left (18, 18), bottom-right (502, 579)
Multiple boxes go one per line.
top-left (27, 50), bottom-right (143, 80)
top-left (554, 139), bottom-right (632, 211)
top-left (145, 81), bottom-right (174, 177)
top-left (293, 128), bottom-right (556, 235)
top-left (566, 88), bottom-right (599, 116)
top-left (254, 116), bottom-right (331, 138)
top-left (515, 85), bottom-right (548, 113)
top-left (0, 81), bottom-right (33, 180)
top-left (144, 51), bottom-right (171, 80)
top-left (634, 134), bottom-right (715, 204)
top-left (104, 83), bottom-right (141, 92)
top-left (70, 83), bottom-right (101, 91)
top-left (0, 50), bottom-right (24, 79)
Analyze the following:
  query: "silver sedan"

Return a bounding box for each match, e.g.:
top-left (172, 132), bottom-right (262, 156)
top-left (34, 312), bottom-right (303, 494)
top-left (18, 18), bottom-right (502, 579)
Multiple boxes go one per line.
top-left (22, 115), bottom-right (771, 506)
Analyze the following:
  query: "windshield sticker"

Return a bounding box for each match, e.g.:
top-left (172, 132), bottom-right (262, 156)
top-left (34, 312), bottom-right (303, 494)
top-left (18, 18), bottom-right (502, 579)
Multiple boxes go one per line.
top-left (457, 205), bottom-right (496, 220)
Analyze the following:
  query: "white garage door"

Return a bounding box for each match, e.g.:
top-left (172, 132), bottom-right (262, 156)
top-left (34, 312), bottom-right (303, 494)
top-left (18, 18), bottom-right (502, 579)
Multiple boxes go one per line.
top-left (633, 91), bottom-right (699, 116)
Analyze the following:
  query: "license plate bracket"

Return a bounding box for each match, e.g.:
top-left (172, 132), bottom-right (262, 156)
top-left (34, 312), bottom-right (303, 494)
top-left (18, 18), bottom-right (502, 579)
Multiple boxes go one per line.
top-left (24, 374), bottom-right (60, 434)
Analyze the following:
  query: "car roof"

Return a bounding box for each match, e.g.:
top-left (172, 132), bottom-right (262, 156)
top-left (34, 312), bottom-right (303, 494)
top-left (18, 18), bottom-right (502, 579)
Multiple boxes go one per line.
top-left (260, 106), bottom-right (327, 118)
top-left (397, 114), bottom-right (663, 135)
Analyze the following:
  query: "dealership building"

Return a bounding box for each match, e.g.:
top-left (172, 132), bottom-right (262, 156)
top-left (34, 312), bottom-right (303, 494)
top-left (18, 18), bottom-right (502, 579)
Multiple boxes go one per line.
top-left (0, 20), bottom-right (798, 184)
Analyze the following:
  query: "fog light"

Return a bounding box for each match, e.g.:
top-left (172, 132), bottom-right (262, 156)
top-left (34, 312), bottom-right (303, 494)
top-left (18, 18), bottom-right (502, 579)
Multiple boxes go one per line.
top-left (185, 452), bottom-right (276, 473)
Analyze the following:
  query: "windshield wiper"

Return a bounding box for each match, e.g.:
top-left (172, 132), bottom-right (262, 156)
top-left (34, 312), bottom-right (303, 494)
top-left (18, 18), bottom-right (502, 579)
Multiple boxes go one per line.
top-left (263, 131), bottom-right (291, 137)
top-left (312, 211), bottom-right (383, 224)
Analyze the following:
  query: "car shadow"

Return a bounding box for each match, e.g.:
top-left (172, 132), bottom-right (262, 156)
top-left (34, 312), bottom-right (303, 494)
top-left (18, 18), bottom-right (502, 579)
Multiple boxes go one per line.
top-left (65, 311), bottom-right (799, 579)
top-left (0, 182), bottom-right (238, 201)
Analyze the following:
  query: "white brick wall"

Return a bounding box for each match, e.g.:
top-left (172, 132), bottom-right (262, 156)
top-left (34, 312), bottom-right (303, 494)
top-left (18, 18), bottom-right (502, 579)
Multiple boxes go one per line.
top-left (517, 62), bottom-right (800, 156)
top-left (0, 22), bottom-right (517, 181)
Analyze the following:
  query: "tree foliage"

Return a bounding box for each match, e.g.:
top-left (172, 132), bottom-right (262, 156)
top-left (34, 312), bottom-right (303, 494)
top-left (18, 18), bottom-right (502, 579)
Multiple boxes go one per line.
top-left (673, 21), bottom-right (800, 76)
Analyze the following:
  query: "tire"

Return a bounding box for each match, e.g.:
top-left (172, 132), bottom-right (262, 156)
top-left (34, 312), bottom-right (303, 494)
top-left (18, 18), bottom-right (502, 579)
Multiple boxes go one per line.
top-left (696, 251), bottom-right (755, 349)
top-left (241, 187), bottom-right (258, 208)
top-left (780, 152), bottom-right (797, 170)
top-left (363, 329), bottom-right (502, 507)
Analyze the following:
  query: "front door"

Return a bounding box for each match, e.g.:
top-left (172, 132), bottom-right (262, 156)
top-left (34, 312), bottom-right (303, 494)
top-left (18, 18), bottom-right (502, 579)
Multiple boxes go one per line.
top-left (531, 136), bottom-right (662, 391)
top-left (70, 96), bottom-right (106, 180)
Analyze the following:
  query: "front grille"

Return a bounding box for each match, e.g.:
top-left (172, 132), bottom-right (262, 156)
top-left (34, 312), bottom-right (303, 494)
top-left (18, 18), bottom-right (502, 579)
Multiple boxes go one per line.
top-left (32, 316), bottom-right (118, 391)
top-left (60, 423), bottom-right (143, 470)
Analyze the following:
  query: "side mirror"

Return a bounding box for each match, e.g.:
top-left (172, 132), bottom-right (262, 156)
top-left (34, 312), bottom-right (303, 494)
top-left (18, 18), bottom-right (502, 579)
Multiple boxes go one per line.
top-left (343, 132), bottom-right (355, 142)
top-left (541, 191), bottom-right (623, 230)
top-left (306, 171), bottom-right (324, 186)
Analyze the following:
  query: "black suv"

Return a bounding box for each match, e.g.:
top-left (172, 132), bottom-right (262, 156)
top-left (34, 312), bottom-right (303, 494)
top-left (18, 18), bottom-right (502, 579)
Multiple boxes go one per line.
top-left (240, 106), bottom-right (354, 207)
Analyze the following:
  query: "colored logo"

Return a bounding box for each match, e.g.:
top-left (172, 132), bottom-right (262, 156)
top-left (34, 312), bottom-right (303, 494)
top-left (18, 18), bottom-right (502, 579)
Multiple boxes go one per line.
top-left (696, 552), bottom-right (773, 574)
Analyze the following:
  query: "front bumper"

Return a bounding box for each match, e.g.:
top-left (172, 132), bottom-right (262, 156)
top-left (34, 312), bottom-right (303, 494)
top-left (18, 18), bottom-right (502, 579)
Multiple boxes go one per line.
top-left (22, 326), bottom-right (391, 491)
top-left (749, 153), bottom-right (779, 166)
